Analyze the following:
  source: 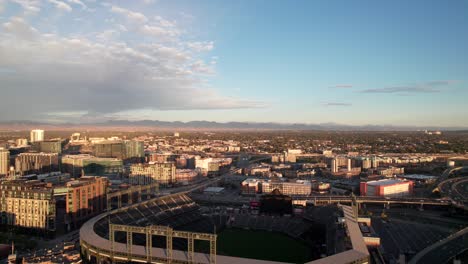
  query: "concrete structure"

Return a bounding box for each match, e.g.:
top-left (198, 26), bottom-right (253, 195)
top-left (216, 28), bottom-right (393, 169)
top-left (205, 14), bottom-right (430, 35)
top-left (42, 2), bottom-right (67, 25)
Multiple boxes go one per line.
top-left (0, 148), bottom-right (9, 177)
top-left (360, 179), bottom-right (414, 197)
top-left (30, 129), bottom-right (44, 143)
top-left (129, 162), bottom-right (176, 186)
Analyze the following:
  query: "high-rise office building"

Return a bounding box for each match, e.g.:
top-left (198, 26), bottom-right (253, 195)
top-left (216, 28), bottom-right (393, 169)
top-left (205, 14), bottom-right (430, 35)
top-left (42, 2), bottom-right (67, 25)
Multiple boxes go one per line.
top-left (30, 129), bottom-right (45, 143)
top-left (347, 158), bottom-right (352, 171)
top-left (0, 148), bottom-right (10, 177)
top-left (15, 152), bottom-right (59, 175)
top-left (93, 141), bottom-right (125, 159)
top-left (32, 140), bottom-right (62, 154)
top-left (331, 158), bottom-right (338, 173)
top-left (124, 140), bottom-right (145, 161)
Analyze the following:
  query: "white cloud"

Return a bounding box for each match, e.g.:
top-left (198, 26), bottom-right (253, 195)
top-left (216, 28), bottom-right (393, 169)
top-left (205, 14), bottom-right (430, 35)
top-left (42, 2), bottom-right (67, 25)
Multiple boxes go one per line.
top-left (117, 24), bottom-right (127, 32)
top-left (9, 0), bottom-right (41, 15)
top-left (110, 5), bottom-right (148, 24)
top-left (322, 102), bottom-right (352, 107)
top-left (66, 0), bottom-right (87, 10)
top-left (140, 24), bottom-right (178, 38)
top-left (190, 60), bottom-right (215, 75)
top-left (187, 41), bottom-right (214, 52)
top-left (154, 15), bottom-right (176, 28)
top-left (0, 15), bottom-right (263, 121)
top-left (329, 84), bottom-right (352, 88)
top-left (3, 16), bottom-right (39, 39)
top-left (48, 0), bottom-right (72, 12)
top-left (361, 80), bottom-right (458, 94)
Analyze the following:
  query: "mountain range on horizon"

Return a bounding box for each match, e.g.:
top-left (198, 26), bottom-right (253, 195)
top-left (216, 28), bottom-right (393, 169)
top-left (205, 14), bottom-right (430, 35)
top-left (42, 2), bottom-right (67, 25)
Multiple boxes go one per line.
top-left (0, 120), bottom-right (466, 131)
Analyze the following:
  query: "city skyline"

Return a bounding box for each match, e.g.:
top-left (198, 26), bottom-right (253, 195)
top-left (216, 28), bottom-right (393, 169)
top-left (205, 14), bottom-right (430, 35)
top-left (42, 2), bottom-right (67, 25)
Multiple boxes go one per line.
top-left (1, 0), bottom-right (468, 126)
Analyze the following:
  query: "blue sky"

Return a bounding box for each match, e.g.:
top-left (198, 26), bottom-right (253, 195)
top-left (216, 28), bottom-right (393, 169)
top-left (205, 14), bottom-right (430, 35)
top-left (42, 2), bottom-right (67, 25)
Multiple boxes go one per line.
top-left (0, 0), bottom-right (467, 126)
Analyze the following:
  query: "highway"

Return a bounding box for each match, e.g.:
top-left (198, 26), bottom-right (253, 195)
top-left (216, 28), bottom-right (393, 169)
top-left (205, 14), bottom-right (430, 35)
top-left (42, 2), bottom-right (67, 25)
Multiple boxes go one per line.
top-left (438, 176), bottom-right (468, 210)
top-left (408, 226), bottom-right (468, 264)
top-left (437, 166), bottom-right (468, 185)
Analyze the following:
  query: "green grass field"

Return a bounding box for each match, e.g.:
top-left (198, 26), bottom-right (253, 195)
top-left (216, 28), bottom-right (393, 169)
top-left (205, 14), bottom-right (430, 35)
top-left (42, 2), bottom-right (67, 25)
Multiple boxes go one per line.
top-left (215, 228), bottom-right (312, 263)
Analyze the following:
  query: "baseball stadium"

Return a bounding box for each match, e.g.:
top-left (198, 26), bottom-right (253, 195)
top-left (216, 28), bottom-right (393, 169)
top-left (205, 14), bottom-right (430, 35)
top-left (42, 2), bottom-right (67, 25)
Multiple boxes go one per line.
top-left (80, 190), bottom-right (369, 264)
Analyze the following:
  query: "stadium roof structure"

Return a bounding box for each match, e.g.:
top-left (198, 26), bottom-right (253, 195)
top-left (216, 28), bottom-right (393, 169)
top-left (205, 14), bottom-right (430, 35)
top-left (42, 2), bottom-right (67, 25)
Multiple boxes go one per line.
top-left (305, 205), bottom-right (369, 264)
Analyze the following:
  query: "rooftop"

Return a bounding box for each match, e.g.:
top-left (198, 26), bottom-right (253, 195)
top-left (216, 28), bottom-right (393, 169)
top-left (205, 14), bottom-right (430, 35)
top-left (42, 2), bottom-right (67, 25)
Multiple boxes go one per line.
top-left (366, 179), bottom-right (407, 186)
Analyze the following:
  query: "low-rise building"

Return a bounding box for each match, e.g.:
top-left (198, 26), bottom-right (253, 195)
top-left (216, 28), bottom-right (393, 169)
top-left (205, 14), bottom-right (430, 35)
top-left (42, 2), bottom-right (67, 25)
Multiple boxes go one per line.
top-left (360, 179), bottom-right (414, 197)
top-left (262, 180), bottom-right (311, 196)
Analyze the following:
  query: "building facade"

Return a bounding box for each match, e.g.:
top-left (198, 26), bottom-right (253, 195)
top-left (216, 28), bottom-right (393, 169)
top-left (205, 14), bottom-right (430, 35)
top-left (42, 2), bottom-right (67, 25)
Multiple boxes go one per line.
top-left (32, 140), bottom-right (62, 154)
top-left (59, 176), bottom-right (108, 228)
top-left (262, 181), bottom-right (311, 196)
top-left (15, 152), bottom-right (59, 175)
top-left (30, 129), bottom-right (44, 143)
top-left (360, 179), bottom-right (414, 197)
top-left (61, 155), bottom-right (123, 177)
top-left (0, 148), bottom-right (9, 177)
top-left (129, 162), bottom-right (176, 186)
top-left (0, 180), bottom-right (56, 232)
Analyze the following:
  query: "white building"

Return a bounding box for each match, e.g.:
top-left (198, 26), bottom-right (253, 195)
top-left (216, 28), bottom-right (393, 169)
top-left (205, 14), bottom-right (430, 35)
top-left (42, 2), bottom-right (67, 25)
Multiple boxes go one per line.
top-left (262, 180), bottom-right (311, 196)
top-left (360, 179), bottom-right (413, 197)
top-left (30, 129), bottom-right (44, 143)
top-left (0, 148), bottom-right (9, 177)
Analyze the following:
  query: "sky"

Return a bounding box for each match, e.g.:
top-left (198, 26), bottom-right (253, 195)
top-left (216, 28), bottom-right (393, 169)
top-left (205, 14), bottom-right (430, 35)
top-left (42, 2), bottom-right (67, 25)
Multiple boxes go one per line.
top-left (0, 0), bottom-right (467, 126)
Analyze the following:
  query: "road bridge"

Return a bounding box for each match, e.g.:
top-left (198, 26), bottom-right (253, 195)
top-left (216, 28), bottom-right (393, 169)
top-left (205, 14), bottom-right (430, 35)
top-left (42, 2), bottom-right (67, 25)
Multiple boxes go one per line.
top-left (437, 166), bottom-right (468, 184)
top-left (408, 226), bottom-right (468, 264)
top-left (291, 195), bottom-right (451, 208)
top-left (438, 177), bottom-right (468, 210)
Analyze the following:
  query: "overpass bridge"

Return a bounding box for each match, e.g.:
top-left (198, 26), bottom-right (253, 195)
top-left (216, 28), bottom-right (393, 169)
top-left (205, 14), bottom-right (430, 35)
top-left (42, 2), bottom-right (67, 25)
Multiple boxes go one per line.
top-left (438, 176), bottom-right (468, 211)
top-left (291, 195), bottom-right (451, 208)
